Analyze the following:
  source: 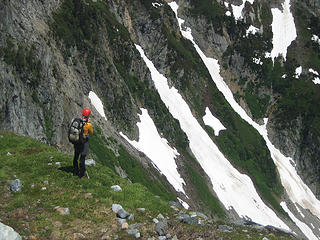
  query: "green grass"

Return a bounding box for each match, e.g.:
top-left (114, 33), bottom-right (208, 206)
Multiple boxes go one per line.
top-left (0, 131), bottom-right (172, 238)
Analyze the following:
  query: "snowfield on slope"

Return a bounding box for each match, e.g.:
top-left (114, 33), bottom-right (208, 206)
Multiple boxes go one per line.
top-left (135, 43), bottom-right (289, 230)
top-left (89, 91), bottom-right (107, 121)
top-left (270, 0), bottom-right (297, 61)
top-left (120, 109), bottom-right (186, 195)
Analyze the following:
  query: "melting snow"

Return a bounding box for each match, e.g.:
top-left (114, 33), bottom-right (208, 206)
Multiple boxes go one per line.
top-left (177, 197), bottom-right (190, 209)
top-left (231, 0), bottom-right (254, 20)
top-left (120, 108), bottom-right (186, 194)
top-left (152, 2), bottom-right (162, 8)
top-left (135, 40), bottom-right (289, 229)
top-left (295, 66), bottom-right (302, 78)
top-left (311, 34), bottom-right (320, 45)
top-left (169, 1), bottom-right (320, 237)
top-left (253, 57), bottom-right (263, 65)
top-left (246, 25), bottom-right (259, 36)
top-left (88, 91), bottom-right (107, 120)
top-left (309, 68), bottom-right (320, 84)
top-left (309, 69), bottom-right (319, 75)
top-left (270, 0), bottom-right (297, 62)
top-left (226, 11), bottom-right (231, 17)
top-left (203, 107), bottom-right (226, 136)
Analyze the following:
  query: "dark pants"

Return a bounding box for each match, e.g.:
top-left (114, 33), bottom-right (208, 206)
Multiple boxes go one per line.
top-left (73, 141), bottom-right (89, 178)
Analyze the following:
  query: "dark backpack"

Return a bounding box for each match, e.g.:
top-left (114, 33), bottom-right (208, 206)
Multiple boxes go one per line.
top-left (68, 118), bottom-right (84, 144)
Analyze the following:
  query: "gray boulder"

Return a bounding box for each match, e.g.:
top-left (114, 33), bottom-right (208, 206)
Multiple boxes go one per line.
top-left (10, 179), bottom-right (22, 193)
top-left (85, 159), bottom-right (96, 166)
top-left (181, 216), bottom-right (199, 225)
top-left (126, 229), bottom-right (140, 238)
top-left (218, 225), bottom-right (233, 233)
top-left (117, 208), bottom-right (130, 219)
top-left (112, 204), bottom-right (123, 213)
top-left (110, 185), bottom-right (122, 192)
top-left (116, 218), bottom-right (126, 225)
top-left (0, 222), bottom-right (21, 240)
top-left (155, 221), bottom-right (167, 236)
top-left (168, 201), bottom-right (183, 208)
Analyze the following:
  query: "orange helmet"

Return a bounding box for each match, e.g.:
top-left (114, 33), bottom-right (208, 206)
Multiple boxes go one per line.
top-left (82, 108), bottom-right (91, 117)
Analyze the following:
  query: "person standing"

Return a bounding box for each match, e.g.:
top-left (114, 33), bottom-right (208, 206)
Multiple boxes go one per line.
top-left (72, 108), bottom-right (93, 178)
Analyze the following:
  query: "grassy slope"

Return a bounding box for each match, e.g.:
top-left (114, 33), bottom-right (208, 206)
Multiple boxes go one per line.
top-left (0, 131), bottom-right (297, 240)
top-left (0, 131), bottom-right (171, 239)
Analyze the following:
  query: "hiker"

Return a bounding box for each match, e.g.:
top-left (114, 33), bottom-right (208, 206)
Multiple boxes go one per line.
top-left (72, 108), bottom-right (93, 178)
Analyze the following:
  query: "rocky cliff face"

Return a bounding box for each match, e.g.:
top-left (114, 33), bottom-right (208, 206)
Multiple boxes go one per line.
top-left (1, 0), bottom-right (320, 238)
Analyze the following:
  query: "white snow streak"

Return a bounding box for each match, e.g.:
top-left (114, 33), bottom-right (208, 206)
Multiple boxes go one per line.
top-left (88, 91), bottom-right (107, 120)
top-left (270, 0), bottom-right (297, 62)
top-left (177, 197), bottom-right (190, 209)
top-left (120, 108), bottom-right (186, 194)
top-left (203, 107), bottom-right (226, 136)
top-left (281, 202), bottom-right (318, 240)
top-left (169, 1), bottom-right (320, 236)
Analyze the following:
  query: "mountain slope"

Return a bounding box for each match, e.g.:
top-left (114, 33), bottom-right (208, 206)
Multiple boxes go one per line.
top-left (1, 0), bottom-right (320, 239)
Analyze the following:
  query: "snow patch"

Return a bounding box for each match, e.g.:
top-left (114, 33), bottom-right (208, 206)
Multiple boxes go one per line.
top-left (120, 108), bottom-right (186, 194)
top-left (88, 91), bottom-right (107, 120)
top-left (177, 197), bottom-right (190, 209)
top-left (231, 0), bottom-right (254, 20)
top-left (309, 68), bottom-right (319, 75)
top-left (311, 34), bottom-right (320, 45)
top-left (309, 68), bottom-right (320, 84)
top-left (203, 107), bottom-right (226, 136)
top-left (226, 11), bottom-right (231, 17)
top-left (253, 57), bottom-right (263, 65)
top-left (246, 25), bottom-right (259, 36)
top-left (152, 2), bottom-right (163, 8)
top-left (295, 66), bottom-right (302, 79)
top-left (270, 0), bottom-right (297, 62)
